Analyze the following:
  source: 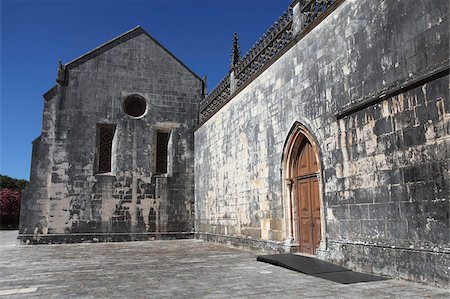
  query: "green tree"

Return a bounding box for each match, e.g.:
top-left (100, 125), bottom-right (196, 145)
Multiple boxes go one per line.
top-left (0, 174), bottom-right (28, 191)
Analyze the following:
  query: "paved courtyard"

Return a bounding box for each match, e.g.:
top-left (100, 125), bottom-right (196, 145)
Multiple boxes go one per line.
top-left (0, 231), bottom-right (448, 298)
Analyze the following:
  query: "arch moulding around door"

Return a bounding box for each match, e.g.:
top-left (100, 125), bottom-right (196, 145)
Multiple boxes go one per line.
top-left (281, 122), bottom-right (326, 255)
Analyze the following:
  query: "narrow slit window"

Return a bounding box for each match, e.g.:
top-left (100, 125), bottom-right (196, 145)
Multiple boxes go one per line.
top-left (155, 131), bottom-right (170, 174)
top-left (96, 124), bottom-right (116, 174)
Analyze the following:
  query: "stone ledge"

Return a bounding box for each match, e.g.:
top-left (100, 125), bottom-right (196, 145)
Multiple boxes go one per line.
top-left (195, 232), bottom-right (296, 253)
top-left (17, 232), bottom-right (194, 245)
top-left (318, 241), bottom-right (449, 288)
top-left (327, 239), bottom-right (450, 254)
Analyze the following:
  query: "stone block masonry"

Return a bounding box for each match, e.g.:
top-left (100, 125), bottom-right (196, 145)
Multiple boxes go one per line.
top-left (20, 27), bottom-right (203, 244)
top-left (194, 0), bottom-right (449, 287)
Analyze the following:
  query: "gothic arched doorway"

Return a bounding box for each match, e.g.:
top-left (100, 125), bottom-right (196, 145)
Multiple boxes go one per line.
top-left (284, 123), bottom-right (322, 255)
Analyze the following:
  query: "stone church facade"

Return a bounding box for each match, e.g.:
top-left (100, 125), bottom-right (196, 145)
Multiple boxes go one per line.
top-left (20, 0), bottom-right (448, 287)
top-left (19, 27), bottom-right (203, 242)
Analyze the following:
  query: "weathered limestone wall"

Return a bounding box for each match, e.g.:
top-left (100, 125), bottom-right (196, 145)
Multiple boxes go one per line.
top-left (195, 0), bottom-right (449, 286)
top-left (20, 30), bottom-right (202, 242)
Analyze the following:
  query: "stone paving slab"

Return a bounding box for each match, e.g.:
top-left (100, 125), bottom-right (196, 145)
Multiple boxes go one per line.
top-left (0, 231), bottom-right (448, 298)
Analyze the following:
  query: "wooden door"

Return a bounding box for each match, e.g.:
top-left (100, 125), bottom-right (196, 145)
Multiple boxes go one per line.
top-left (294, 140), bottom-right (321, 255)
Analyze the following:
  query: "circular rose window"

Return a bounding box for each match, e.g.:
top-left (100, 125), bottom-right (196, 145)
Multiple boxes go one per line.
top-left (123, 95), bottom-right (146, 118)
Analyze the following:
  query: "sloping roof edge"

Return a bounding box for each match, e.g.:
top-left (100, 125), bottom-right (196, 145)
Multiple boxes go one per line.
top-left (43, 85), bottom-right (58, 101)
top-left (64, 26), bottom-right (202, 81)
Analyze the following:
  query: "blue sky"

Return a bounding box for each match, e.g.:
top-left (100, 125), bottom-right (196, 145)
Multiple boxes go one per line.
top-left (1, 0), bottom-right (290, 180)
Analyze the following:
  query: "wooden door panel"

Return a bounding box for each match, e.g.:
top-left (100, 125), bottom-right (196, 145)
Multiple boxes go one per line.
top-left (311, 178), bottom-right (321, 250)
top-left (296, 142), bottom-right (311, 177)
top-left (294, 137), bottom-right (321, 255)
top-left (295, 141), bottom-right (319, 175)
top-left (311, 178), bottom-right (321, 217)
top-left (300, 218), bottom-right (312, 250)
top-left (300, 218), bottom-right (312, 254)
top-left (297, 178), bottom-right (313, 254)
top-left (298, 180), bottom-right (310, 214)
top-left (309, 143), bottom-right (319, 173)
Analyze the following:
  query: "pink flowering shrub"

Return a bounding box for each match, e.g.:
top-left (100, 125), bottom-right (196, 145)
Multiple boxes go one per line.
top-left (0, 189), bottom-right (21, 228)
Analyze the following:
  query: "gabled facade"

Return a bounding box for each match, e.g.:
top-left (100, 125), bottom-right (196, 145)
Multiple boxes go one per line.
top-left (20, 27), bottom-right (203, 242)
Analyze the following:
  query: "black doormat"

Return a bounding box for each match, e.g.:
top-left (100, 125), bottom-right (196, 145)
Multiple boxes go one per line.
top-left (314, 271), bottom-right (388, 284)
top-left (257, 254), bottom-right (389, 284)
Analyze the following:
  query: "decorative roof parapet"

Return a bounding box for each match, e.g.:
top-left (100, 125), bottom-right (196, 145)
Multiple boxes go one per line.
top-left (199, 73), bottom-right (231, 121)
top-left (199, 0), bottom-right (340, 125)
top-left (234, 8), bottom-right (293, 89)
top-left (299, 0), bottom-right (337, 28)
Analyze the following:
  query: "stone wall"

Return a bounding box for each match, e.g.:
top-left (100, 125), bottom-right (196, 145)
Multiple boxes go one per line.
top-left (20, 28), bottom-right (203, 243)
top-left (195, 0), bottom-right (449, 286)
